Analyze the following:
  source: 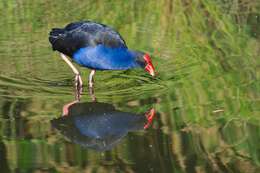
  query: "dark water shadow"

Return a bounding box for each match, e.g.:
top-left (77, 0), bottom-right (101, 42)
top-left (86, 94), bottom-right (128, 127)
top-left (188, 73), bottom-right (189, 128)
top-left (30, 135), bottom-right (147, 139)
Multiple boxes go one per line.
top-left (0, 142), bottom-right (10, 173)
top-left (51, 101), bottom-right (155, 151)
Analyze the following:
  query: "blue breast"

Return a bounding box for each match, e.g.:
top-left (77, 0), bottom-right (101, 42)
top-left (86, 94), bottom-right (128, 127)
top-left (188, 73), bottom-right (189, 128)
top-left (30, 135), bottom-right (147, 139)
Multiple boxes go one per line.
top-left (73, 45), bottom-right (140, 70)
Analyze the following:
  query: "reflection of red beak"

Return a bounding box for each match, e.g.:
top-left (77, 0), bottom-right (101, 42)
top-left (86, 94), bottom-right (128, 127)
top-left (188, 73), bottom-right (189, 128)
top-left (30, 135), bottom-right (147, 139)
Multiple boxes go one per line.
top-left (62, 100), bottom-right (79, 116)
top-left (145, 63), bottom-right (155, 77)
top-left (144, 108), bottom-right (156, 129)
top-left (143, 54), bottom-right (155, 77)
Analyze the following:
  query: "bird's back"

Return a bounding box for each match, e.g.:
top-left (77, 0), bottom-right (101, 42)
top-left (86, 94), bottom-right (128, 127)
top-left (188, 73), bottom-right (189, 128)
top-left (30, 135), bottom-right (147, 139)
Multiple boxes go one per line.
top-left (49, 21), bottom-right (127, 57)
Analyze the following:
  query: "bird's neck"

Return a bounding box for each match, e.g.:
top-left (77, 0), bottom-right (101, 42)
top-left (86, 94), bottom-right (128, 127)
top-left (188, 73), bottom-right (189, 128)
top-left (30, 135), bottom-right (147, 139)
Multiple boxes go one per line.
top-left (73, 45), bottom-right (142, 70)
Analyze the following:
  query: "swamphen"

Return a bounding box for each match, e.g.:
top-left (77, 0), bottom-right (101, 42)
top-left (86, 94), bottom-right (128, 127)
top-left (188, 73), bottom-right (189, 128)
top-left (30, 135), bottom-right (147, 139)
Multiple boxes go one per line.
top-left (49, 21), bottom-right (155, 100)
top-left (51, 101), bottom-right (155, 151)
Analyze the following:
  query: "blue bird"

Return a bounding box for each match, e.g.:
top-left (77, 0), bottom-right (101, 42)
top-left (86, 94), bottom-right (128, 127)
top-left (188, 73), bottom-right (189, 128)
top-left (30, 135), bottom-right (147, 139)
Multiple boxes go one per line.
top-left (49, 21), bottom-right (155, 100)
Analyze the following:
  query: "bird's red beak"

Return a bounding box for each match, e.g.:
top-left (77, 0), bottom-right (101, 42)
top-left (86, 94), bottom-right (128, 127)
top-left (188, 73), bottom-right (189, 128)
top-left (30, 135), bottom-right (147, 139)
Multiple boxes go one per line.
top-left (144, 108), bottom-right (156, 129)
top-left (144, 54), bottom-right (155, 77)
top-left (145, 63), bottom-right (155, 76)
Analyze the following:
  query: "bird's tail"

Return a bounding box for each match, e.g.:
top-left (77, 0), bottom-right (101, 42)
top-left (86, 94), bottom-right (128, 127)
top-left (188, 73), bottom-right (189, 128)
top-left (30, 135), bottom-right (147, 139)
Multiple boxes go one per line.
top-left (49, 28), bottom-right (65, 51)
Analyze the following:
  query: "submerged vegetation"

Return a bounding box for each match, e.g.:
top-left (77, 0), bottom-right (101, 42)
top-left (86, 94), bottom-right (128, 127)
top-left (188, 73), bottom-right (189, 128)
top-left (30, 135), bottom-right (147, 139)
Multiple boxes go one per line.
top-left (0, 0), bottom-right (259, 172)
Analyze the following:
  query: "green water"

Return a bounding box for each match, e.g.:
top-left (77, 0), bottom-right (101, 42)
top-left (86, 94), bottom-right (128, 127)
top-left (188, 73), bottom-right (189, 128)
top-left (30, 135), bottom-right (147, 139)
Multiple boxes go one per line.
top-left (0, 0), bottom-right (259, 172)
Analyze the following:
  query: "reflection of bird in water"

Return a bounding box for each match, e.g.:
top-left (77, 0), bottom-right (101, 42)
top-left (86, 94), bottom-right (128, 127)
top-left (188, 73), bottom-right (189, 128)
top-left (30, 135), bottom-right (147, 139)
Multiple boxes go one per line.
top-left (49, 21), bottom-right (156, 100)
top-left (51, 101), bottom-right (155, 151)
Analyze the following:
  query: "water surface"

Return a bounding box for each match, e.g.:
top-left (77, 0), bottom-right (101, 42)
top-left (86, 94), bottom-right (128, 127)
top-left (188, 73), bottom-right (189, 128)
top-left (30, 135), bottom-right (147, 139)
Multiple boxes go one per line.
top-left (0, 0), bottom-right (259, 172)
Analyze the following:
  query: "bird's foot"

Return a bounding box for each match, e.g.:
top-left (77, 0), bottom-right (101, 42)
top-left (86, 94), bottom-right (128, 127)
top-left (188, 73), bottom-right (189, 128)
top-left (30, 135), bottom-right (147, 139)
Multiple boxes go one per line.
top-left (75, 74), bottom-right (83, 101)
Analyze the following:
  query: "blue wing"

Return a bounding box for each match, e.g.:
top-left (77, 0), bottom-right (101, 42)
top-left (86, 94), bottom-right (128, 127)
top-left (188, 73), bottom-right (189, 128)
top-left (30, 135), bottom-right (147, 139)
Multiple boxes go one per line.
top-left (49, 21), bottom-right (127, 57)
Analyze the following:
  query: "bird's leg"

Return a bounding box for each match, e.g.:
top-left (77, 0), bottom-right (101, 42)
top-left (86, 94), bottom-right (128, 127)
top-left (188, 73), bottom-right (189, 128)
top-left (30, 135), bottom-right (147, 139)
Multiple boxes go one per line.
top-left (89, 87), bottom-right (96, 102)
top-left (74, 74), bottom-right (83, 100)
top-left (88, 70), bottom-right (96, 102)
top-left (60, 53), bottom-right (83, 101)
top-left (88, 70), bottom-right (95, 88)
